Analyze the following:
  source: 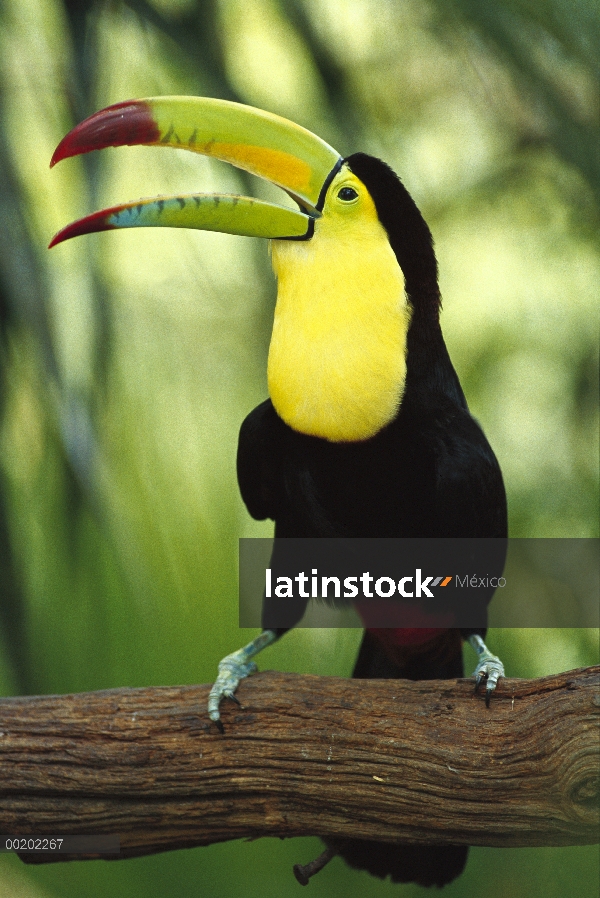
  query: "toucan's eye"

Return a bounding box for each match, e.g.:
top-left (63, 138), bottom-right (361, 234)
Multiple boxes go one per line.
top-left (338, 186), bottom-right (359, 202)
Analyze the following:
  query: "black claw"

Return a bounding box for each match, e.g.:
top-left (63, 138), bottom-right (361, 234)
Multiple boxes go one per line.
top-left (485, 687), bottom-right (492, 708)
top-left (474, 674), bottom-right (483, 692)
top-left (227, 693), bottom-right (242, 706)
top-left (214, 718), bottom-right (225, 735)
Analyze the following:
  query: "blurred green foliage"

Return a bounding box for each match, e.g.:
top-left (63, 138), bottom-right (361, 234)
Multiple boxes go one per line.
top-left (0, 1), bottom-right (598, 896)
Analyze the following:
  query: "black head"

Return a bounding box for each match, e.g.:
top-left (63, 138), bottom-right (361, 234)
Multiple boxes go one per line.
top-left (345, 153), bottom-right (440, 319)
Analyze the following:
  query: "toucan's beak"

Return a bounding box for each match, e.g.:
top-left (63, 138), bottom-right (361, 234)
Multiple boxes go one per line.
top-left (49, 97), bottom-right (342, 248)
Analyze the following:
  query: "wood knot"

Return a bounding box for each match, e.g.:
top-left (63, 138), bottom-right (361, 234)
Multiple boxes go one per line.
top-left (570, 776), bottom-right (599, 810)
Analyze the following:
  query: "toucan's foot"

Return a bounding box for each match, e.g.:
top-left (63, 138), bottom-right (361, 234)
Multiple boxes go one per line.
top-left (207, 629), bottom-right (277, 732)
top-left (207, 653), bottom-right (257, 730)
top-left (468, 634), bottom-right (504, 706)
top-left (474, 656), bottom-right (504, 706)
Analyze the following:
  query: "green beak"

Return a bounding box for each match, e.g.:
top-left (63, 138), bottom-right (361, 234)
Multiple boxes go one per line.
top-left (49, 96), bottom-right (342, 247)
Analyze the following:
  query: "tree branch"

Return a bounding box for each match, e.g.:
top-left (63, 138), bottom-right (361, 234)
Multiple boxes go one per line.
top-left (0, 667), bottom-right (598, 863)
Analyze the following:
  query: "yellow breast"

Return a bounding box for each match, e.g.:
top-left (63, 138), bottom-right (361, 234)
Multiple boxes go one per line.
top-left (268, 169), bottom-right (411, 442)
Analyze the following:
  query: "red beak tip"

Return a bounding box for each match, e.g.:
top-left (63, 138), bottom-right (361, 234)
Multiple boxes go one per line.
top-left (50, 142), bottom-right (73, 168)
top-left (48, 211), bottom-right (117, 249)
top-left (50, 100), bottom-right (160, 167)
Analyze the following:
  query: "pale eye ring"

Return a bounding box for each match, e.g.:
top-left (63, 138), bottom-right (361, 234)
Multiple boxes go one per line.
top-left (337, 186), bottom-right (359, 202)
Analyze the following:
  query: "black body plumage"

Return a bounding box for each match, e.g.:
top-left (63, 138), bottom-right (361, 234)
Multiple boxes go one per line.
top-left (236, 154), bottom-right (507, 886)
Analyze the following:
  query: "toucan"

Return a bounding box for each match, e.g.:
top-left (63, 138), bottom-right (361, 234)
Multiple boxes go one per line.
top-left (50, 96), bottom-right (507, 888)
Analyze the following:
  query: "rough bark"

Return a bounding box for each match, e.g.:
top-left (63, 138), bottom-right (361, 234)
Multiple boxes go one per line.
top-left (0, 666), bottom-right (598, 863)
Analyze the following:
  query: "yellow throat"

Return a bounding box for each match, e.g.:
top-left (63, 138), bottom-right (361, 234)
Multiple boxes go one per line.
top-left (268, 167), bottom-right (411, 443)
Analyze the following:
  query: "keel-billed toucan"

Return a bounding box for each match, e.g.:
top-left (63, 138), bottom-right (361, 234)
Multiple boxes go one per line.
top-left (51, 97), bottom-right (507, 888)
